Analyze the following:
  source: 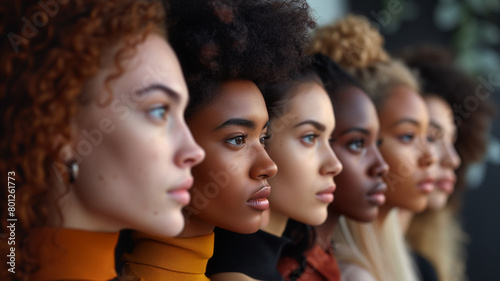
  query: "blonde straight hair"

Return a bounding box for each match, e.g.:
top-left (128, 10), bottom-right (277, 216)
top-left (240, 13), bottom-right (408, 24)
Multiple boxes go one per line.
top-left (333, 208), bottom-right (419, 281)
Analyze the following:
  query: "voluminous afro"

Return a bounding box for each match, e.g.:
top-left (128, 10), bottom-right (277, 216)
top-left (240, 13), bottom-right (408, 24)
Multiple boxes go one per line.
top-left (310, 15), bottom-right (418, 107)
top-left (165, 0), bottom-right (317, 118)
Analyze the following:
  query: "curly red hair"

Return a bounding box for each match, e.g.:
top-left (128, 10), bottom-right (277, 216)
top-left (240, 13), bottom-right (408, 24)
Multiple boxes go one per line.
top-left (0, 1), bottom-right (166, 279)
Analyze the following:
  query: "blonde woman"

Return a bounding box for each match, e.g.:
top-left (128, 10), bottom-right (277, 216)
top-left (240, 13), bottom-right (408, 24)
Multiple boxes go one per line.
top-left (311, 15), bottom-right (436, 281)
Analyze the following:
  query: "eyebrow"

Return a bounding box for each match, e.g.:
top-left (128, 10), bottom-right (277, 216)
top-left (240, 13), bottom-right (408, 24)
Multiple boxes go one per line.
top-left (293, 120), bottom-right (326, 132)
top-left (135, 83), bottom-right (181, 103)
top-left (392, 118), bottom-right (420, 128)
top-left (429, 121), bottom-right (443, 132)
top-left (339, 127), bottom-right (370, 136)
top-left (215, 118), bottom-right (258, 130)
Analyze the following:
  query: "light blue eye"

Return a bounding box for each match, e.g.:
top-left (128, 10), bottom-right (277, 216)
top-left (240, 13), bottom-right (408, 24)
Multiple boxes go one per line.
top-left (302, 134), bottom-right (317, 144)
top-left (399, 134), bottom-right (415, 143)
top-left (148, 106), bottom-right (168, 121)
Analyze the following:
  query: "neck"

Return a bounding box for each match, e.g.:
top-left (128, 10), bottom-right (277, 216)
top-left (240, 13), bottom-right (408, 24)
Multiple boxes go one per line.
top-left (398, 209), bottom-right (414, 234)
top-left (314, 209), bottom-right (339, 250)
top-left (260, 209), bottom-right (288, 237)
top-left (376, 204), bottom-right (393, 225)
top-left (178, 215), bottom-right (214, 237)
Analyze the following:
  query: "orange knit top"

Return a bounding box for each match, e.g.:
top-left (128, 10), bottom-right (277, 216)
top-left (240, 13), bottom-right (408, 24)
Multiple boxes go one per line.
top-left (29, 227), bottom-right (119, 281)
top-left (120, 231), bottom-right (214, 281)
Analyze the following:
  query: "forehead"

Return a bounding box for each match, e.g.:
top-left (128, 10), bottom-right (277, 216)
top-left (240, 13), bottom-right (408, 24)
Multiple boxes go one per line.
top-left (378, 86), bottom-right (429, 128)
top-left (333, 87), bottom-right (378, 130)
top-left (425, 95), bottom-right (454, 127)
top-left (197, 80), bottom-right (268, 124)
top-left (287, 83), bottom-right (334, 122)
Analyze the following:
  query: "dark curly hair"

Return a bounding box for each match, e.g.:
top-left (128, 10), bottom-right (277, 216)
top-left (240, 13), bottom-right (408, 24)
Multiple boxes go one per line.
top-left (397, 44), bottom-right (496, 205)
top-left (165, 0), bottom-right (317, 118)
top-left (310, 53), bottom-right (365, 107)
top-left (0, 1), bottom-right (166, 280)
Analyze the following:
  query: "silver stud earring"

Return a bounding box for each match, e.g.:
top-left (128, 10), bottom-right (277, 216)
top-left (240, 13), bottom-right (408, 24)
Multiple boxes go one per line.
top-left (68, 161), bottom-right (79, 183)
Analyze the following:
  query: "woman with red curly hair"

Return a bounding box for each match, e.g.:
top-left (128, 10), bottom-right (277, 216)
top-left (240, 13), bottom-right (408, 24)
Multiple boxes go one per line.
top-left (0, 0), bottom-right (204, 280)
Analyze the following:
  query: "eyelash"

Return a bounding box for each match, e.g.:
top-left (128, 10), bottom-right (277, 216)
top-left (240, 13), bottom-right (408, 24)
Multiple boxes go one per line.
top-left (302, 134), bottom-right (319, 145)
top-left (347, 138), bottom-right (365, 152)
top-left (147, 104), bottom-right (170, 122)
top-left (398, 133), bottom-right (415, 143)
top-left (226, 134), bottom-right (248, 146)
top-left (260, 133), bottom-right (272, 146)
top-left (376, 138), bottom-right (383, 147)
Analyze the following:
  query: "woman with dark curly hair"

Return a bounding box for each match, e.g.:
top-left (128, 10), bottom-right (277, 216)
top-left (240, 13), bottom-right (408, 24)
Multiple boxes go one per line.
top-left (119, 0), bottom-right (316, 280)
top-left (0, 1), bottom-right (205, 280)
top-left (206, 63), bottom-right (343, 281)
top-left (397, 44), bottom-right (496, 281)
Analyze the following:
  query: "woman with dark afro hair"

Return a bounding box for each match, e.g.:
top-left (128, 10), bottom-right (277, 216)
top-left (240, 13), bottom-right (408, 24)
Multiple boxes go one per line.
top-left (1, 0), bottom-right (204, 280)
top-left (119, 0), bottom-right (316, 280)
top-left (397, 44), bottom-right (496, 281)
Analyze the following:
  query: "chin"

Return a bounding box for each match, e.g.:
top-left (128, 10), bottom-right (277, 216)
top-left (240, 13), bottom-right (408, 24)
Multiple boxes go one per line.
top-left (427, 194), bottom-right (448, 211)
top-left (303, 210), bottom-right (328, 226)
top-left (219, 218), bottom-right (261, 234)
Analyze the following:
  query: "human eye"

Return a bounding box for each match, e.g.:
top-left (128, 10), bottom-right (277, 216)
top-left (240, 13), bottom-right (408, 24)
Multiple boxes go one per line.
top-left (376, 138), bottom-right (383, 147)
top-left (147, 104), bottom-right (170, 122)
top-left (398, 133), bottom-right (415, 143)
top-left (260, 132), bottom-right (272, 146)
top-left (301, 134), bottom-right (319, 146)
top-left (226, 134), bottom-right (248, 147)
top-left (347, 138), bottom-right (365, 152)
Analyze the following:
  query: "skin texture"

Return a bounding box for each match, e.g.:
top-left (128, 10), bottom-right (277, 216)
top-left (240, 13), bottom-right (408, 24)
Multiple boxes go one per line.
top-left (59, 34), bottom-right (205, 237)
top-left (329, 86), bottom-right (389, 222)
top-left (182, 80), bottom-right (278, 235)
top-left (266, 82), bottom-right (342, 227)
top-left (377, 86), bottom-right (437, 214)
top-left (425, 95), bottom-right (461, 211)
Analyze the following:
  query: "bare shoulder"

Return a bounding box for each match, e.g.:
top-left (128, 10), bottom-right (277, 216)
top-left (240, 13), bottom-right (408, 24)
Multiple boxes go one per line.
top-left (209, 272), bottom-right (264, 281)
top-left (339, 262), bottom-right (377, 281)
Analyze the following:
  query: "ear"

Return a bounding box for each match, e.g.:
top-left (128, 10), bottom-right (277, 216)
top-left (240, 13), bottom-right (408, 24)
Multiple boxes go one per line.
top-left (50, 120), bottom-right (82, 184)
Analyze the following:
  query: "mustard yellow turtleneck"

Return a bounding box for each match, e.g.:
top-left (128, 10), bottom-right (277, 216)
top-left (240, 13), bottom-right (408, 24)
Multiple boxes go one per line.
top-left (121, 231), bottom-right (214, 281)
top-left (30, 227), bottom-right (119, 281)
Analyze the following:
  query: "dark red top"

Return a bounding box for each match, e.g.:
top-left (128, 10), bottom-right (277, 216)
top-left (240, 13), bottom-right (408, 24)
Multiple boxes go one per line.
top-left (277, 243), bottom-right (341, 281)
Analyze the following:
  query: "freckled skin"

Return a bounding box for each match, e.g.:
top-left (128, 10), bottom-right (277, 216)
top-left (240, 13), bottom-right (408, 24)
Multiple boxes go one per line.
top-left (58, 34), bottom-right (205, 237)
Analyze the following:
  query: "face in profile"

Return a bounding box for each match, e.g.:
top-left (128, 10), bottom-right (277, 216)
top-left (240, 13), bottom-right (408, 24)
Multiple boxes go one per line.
top-left (377, 86), bottom-right (436, 213)
top-left (65, 34), bottom-right (205, 237)
top-left (185, 80), bottom-right (278, 234)
top-left (266, 82), bottom-right (342, 226)
top-left (425, 95), bottom-right (461, 211)
top-left (329, 87), bottom-right (389, 222)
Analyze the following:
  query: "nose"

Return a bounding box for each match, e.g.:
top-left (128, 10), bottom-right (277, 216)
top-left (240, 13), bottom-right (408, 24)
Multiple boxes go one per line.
top-left (418, 137), bottom-right (437, 168)
top-left (321, 144), bottom-right (343, 177)
top-left (250, 145), bottom-right (278, 180)
top-left (369, 145), bottom-right (389, 177)
top-left (175, 122), bottom-right (205, 168)
top-left (442, 143), bottom-right (461, 169)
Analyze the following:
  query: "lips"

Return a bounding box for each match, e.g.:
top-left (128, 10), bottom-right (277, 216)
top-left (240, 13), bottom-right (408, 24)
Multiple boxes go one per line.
top-left (367, 182), bottom-right (387, 206)
top-left (247, 185), bottom-right (271, 211)
top-left (435, 177), bottom-right (456, 194)
top-left (167, 177), bottom-right (193, 205)
top-left (316, 185), bottom-right (336, 203)
top-left (417, 178), bottom-right (435, 194)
